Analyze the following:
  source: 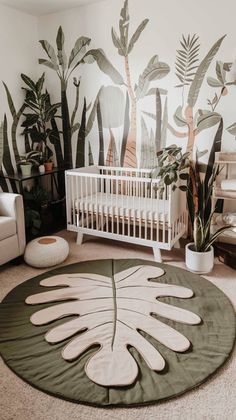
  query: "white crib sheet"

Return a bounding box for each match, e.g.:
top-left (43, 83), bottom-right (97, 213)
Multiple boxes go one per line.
top-left (74, 193), bottom-right (169, 221)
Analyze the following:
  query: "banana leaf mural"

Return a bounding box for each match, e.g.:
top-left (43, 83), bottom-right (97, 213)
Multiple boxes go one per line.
top-left (38, 27), bottom-right (93, 168)
top-left (85, 0), bottom-right (169, 168)
top-left (111, 1), bottom-right (170, 166)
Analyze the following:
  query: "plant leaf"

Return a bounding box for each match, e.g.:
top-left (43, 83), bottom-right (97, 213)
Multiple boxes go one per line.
top-left (2, 82), bottom-right (16, 118)
top-left (145, 87), bottom-right (168, 96)
top-left (207, 77), bottom-right (223, 87)
top-left (111, 28), bottom-right (126, 56)
top-left (83, 49), bottom-right (124, 85)
top-left (26, 265), bottom-right (201, 387)
top-left (216, 61), bottom-right (226, 84)
top-left (56, 26), bottom-right (67, 71)
top-left (120, 92), bottom-right (130, 166)
top-left (197, 110), bottom-right (221, 133)
top-left (135, 55), bottom-right (170, 100)
top-left (141, 117), bottom-right (157, 168)
top-left (161, 97), bottom-right (168, 149)
top-left (119, 0), bottom-right (129, 53)
top-left (227, 122), bottom-right (236, 136)
top-left (188, 35), bottom-right (226, 107)
top-left (175, 34), bottom-right (200, 88)
top-left (86, 87), bottom-right (103, 136)
top-left (38, 59), bottom-right (58, 71)
top-left (21, 74), bottom-right (36, 91)
top-left (39, 40), bottom-right (58, 66)
top-left (128, 19), bottom-right (149, 54)
top-left (68, 36), bottom-right (91, 68)
top-left (174, 106), bottom-right (187, 127)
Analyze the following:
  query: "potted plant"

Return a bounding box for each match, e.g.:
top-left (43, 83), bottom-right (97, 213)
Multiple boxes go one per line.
top-left (154, 145), bottom-right (232, 274)
top-left (21, 73), bottom-right (60, 172)
top-left (43, 151), bottom-right (54, 172)
top-left (17, 151), bottom-right (40, 177)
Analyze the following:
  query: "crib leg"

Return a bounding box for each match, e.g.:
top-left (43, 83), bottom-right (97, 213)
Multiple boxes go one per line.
top-left (174, 240), bottom-right (181, 249)
top-left (76, 231), bottom-right (83, 245)
top-left (153, 246), bottom-right (162, 263)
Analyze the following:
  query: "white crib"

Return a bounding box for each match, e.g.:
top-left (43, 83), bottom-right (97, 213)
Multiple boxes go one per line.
top-left (65, 166), bottom-right (187, 262)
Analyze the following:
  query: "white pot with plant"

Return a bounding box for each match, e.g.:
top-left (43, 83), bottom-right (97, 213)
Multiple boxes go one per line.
top-left (154, 146), bottom-right (232, 274)
top-left (17, 151), bottom-right (40, 177)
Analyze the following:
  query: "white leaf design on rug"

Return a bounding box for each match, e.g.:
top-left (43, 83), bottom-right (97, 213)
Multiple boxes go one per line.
top-left (26, 265), bottom-right (201, 387)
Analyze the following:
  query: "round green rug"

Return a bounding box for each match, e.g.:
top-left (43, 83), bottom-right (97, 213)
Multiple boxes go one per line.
top-left (0, 259), bottom-right (235, 407)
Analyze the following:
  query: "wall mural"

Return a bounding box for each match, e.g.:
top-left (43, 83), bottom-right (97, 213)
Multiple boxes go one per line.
top-left (0, 0), bottom-right (236, 194)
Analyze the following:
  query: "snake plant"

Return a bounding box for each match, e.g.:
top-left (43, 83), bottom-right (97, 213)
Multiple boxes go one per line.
top-left (153, 145), bottom-right (232, 252)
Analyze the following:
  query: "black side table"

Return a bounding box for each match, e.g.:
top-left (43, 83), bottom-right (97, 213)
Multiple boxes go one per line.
top-left (0, 167), bottom-right (65, 198)
top-left (0, 167), bottom-right (66, 238)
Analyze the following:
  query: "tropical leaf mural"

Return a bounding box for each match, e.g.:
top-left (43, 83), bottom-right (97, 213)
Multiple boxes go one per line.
top-left (169, 34), bottom-right (236, 162)
top-left (1, 2), bottom-right (236, 198)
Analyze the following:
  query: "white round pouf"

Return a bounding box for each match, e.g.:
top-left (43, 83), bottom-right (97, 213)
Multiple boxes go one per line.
top-left (24, 236), bottom-right (69, 268)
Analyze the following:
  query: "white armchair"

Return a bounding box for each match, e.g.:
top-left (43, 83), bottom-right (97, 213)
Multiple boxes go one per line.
top-left (0, 193), bottom-right (26, 265)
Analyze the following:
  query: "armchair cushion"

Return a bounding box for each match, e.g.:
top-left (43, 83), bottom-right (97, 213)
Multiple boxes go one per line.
top-left (0, 216), bottom-right (16, 241)
top-left (0, 192), bottom-right (26, 264)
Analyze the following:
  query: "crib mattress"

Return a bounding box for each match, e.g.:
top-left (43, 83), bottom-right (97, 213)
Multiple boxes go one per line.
top-left (74, 193), bottom-right (169, 221)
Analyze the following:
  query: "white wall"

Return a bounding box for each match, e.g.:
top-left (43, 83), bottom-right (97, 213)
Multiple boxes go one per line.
top-left (0, 4), bottom-right (39, 157)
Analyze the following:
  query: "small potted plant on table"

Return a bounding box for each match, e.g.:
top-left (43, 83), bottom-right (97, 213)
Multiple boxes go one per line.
top-left (17, 151), bottom-right (40, 177)
top-left (154, 146), bottom-right (232, 274)
top-left (43, 155), bottom-right (54, 172)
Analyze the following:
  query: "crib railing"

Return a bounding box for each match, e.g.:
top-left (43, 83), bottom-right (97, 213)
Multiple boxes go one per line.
top-left (66, 166), bottom-right (187, 253)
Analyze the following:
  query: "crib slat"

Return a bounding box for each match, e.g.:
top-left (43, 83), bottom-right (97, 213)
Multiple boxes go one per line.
top-left (156, 187), bottom-right (159, 243)
top-left (72, 175), bottom-right (76, 226)
top-left (144, 182), bottom-right (147, 240)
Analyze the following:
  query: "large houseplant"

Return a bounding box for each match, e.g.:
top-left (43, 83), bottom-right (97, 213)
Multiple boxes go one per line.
top-left (21, 73), bottom-right (61, 167)
top-left (154, 145), bottom-right (231, 273)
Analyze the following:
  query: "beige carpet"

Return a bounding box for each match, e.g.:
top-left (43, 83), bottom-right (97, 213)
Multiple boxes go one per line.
top-left (0, 231), bottom-right (235, 420)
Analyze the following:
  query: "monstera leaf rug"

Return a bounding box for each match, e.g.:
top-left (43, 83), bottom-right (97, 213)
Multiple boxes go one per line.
top-left (0, 259), bottom-right (235, 407)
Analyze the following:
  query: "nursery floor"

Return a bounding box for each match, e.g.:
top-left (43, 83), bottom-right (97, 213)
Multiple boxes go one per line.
top-left (0, 231), bottom-right (236, 420)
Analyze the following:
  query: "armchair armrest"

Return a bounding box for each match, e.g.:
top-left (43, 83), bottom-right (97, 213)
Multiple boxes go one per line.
top-left (0, 193), bottom-right (26, 254)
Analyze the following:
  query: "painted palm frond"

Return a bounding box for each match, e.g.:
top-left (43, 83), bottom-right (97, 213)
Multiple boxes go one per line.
top-left (26, 265), bottom-right (201, 387)
top-left (175, 34), bottom-right (200, 88)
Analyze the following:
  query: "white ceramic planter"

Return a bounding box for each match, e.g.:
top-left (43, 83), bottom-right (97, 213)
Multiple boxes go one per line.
top-left (185, 243), bottom-right (214, 274)
top-left (20, 163), bottom-right (32, 177)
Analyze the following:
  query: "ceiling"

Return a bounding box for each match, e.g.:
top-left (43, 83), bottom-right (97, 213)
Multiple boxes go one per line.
top-left (0, 0), bottom-right (102, 16)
